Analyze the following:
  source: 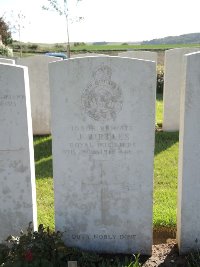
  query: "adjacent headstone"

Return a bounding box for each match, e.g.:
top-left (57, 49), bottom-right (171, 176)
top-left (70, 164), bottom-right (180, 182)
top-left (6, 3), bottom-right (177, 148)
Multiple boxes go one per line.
top-left (0, 58), bottom-right (15, 64)
top-left (16, 55), bottom-right (61, 135)
top-left (0, 63), bottom-right (37, 242)
top-left (118, 51), bottom-right (157, 63)
top-left (163, 48), bottom-right (200, 131)
top-left (49, 56), bottom-right (156, 255)
top-left (177, 51), bottom-right (200, 254)
top-left (72, 53), bottom-right (105, 58)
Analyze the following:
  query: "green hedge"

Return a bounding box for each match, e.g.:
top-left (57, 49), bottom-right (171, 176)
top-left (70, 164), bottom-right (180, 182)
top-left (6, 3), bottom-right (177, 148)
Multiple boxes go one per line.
top-left (0, 44), bottom-right (13, 57)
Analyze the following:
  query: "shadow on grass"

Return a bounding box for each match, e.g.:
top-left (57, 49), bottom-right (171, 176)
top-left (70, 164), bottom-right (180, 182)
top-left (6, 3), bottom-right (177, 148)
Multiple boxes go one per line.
top-left (156, 93), bottom-right (163, 101)
top-left (34, 135), bottom-right (52, 161)
top-left (139, 241), bottom-right (187, 266)
top-left (35, 157), bottom-right (53, 179)
top-left (155, 131), bottom-right (179, 156)
top-left (33, 135), bottom-right (53, 179)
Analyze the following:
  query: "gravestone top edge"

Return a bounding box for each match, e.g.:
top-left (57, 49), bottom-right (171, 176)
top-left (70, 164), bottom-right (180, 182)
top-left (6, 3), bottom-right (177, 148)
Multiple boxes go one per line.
top-left (184, 51), bottom-right (200, 57)
top-left (49, 55), bottom-right (157, 65)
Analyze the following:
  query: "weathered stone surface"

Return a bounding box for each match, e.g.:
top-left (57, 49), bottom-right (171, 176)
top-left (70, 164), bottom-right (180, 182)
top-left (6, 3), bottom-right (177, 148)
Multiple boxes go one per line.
top-left (0, 63), bottom-right (37, 242)
top-left (72, 53), bottom-right (105, 58)
top-left (49, 56), bottom-right (156, 255)
top-left (177, 52), bottom-right (200, 254)
top-left (16, 55), bottom-right (61, 135)
top-left (163, 48), bottom-right (200, 131)
top-left (118, 51), bottom-right (157, 63)
top-left (0, 58), bottom-right (15, 64)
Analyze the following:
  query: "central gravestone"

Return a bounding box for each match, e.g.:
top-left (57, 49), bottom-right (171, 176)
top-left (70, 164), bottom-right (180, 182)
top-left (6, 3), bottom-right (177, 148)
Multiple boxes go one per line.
top-left (49, 57), bottom-right (156, 255)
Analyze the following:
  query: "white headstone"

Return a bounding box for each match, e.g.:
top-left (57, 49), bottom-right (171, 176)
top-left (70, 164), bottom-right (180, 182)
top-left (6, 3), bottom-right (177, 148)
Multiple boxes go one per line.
top-left (72, 53), bottom-right (105, 58)
top-left (0, 58), bottom-right (15, 64)
top-left (177, 51), bottom-right (200, 254)
top-left (49, 56), bottom-right (156, 255)
top-left (0, 63), bottom-right (37, 241)
top-left (16, 55), bottom-right (61, 135)
top-left (163, 48), bottom-right (200, 131)
top-left (118, 51), bottom-right (157, 63)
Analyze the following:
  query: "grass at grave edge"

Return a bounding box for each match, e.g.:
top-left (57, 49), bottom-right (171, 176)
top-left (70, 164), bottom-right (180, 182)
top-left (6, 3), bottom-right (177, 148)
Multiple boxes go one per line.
top-left (34, 135), bottom-right (55, 229)
top-left (156, 93), bottom-right (163, 126)
top-left (153, 131), bottom-right (179, 229)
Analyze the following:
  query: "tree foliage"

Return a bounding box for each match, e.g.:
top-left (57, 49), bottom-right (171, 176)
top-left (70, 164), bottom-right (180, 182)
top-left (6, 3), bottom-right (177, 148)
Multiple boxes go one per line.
top-left (0, 17), bottom-right (12, 45)
top-left (42, 0), bottom-right (83, 57)
top-left (43, 0), bottom-right (82, 17)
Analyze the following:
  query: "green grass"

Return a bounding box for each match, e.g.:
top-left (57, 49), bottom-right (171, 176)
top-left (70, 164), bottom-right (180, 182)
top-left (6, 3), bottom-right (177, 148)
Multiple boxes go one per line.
top-left (34, 94), bottom-right (179, 230)
top-left (154, 131), bottom-right (179, 228)
top-left (154, 94), bottom-right (179, 229)
top-left (156, 93), bottom-right (163, 125)
top-left (34, 135), bottom-right (54, 228)
top-left (71, 43), bottom-right (200, 52)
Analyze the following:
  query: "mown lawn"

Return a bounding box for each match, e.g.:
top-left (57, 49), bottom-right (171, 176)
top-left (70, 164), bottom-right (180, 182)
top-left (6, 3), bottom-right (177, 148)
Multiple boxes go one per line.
top-left (154, 131), bottom-right (179, 228)
top-left (34, 135), bottom-right (54, 228)
top-left (34, 94), bottom-right (179, 230)
top-left (156, 94), bottom-right (163, 125)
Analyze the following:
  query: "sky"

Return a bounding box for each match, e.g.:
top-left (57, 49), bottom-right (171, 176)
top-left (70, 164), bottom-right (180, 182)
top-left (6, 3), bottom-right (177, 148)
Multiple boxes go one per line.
top-left (0, 0), bottom-right (200, 43)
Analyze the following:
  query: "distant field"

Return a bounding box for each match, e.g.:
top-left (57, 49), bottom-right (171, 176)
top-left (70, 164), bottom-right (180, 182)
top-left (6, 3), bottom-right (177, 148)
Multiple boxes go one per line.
top-left (12, 41), bottom-right (200, 55)
top-left (71, 43), bottom-right (200, 51)
top-left (13, 42), bottom-right (200, 67)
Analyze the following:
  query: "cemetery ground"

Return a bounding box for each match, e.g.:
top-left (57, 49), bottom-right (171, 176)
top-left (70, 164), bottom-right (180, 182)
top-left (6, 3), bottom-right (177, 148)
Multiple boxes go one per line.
top-left (33, 94), bottom-right (191, 266)
top-left (1, 49), bottom-right (197, 266)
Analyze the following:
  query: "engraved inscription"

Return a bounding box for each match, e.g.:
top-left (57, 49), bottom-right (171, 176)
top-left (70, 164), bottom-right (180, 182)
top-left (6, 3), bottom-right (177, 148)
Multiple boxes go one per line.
top-left (64, 124), bottom-right (135, 158)
top-left (66, 233), bottom-right (136, 241)
top-left (0, 95), bottom-right (25, 107)
top-left (82, 65), bottom-right (123, 121)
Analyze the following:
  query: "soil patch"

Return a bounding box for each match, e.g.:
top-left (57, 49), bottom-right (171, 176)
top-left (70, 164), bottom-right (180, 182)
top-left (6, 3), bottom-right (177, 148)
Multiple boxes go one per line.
top-left (139, 228), bottom-right (188, 266)
top-left (140, 240), bottom-right (188, 267)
